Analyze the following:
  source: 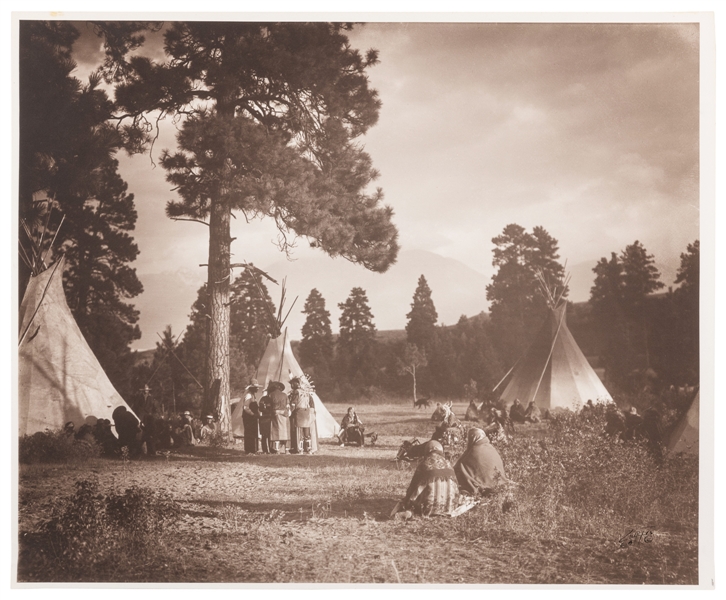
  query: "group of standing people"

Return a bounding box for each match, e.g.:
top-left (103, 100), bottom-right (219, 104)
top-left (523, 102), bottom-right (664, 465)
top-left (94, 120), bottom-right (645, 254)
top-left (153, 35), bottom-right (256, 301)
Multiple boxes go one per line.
top-left (235, 377), bottom-right (318, 454)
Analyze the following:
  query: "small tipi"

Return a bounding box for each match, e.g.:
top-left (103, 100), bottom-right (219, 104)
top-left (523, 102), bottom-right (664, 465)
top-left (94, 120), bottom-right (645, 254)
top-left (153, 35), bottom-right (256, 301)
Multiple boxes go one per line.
top-left (667, 392), bottom-right (699, 455)
top-left (498, 273), bottom-right (613, 411)
top-left (18, 256), bottom-right (138, 436)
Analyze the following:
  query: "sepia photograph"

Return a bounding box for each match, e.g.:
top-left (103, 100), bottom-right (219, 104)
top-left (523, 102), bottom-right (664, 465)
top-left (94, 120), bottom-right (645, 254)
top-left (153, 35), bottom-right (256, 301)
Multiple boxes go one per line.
top-left (13, 10), bottom-right (715, 587)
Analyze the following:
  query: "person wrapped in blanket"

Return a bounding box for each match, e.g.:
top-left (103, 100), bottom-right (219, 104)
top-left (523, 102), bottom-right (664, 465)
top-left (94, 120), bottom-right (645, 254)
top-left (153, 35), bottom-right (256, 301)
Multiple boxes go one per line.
top-left (454, 428), bottom-right (509, 496)
top-left (339, 407), bottom-right (365, 446)
top-left (401, 440), bottom-right (460, 516)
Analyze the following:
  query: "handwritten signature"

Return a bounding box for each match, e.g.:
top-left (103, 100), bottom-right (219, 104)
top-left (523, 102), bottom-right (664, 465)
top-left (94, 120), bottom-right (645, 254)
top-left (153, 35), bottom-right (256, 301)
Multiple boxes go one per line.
top-left (618, 529), bottom-right (654, 548)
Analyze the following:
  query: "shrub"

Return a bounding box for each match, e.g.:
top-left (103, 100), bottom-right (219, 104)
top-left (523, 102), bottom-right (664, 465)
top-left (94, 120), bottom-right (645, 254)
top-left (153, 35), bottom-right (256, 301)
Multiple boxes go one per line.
top-left (19, 429), bottom-right (101, 464)
top-left (20, 476), bottom-right (181, 581)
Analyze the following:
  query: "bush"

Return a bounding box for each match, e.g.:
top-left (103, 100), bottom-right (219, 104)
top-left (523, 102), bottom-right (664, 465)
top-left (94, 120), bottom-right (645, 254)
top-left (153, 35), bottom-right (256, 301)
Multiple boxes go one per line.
top-left (19, 429), bottom-right (101, 464)
top-left (480, 409), bottom-right (699, 538)
top-left (20, 476), bottom-right (181, 581)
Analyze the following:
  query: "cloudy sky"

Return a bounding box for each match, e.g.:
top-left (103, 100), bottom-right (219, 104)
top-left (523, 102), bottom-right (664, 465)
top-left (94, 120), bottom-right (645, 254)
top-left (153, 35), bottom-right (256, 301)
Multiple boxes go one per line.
top-left (68, 19), bottom-right (701, 345)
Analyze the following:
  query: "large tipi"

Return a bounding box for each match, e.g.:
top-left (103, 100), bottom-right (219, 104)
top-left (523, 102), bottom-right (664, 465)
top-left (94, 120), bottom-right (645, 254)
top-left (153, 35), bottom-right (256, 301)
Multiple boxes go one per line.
top-left (667, 392), bottom-right (699, 455)
top-left (18, 256), bottom-right (138, 436)
top-left (497, 275), bottom-right (613, 412)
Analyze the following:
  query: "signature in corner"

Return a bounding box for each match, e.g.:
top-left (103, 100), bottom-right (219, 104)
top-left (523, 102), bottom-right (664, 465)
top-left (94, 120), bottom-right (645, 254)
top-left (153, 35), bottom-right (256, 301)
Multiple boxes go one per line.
top-left (618, 529), bottom-right (654, 548)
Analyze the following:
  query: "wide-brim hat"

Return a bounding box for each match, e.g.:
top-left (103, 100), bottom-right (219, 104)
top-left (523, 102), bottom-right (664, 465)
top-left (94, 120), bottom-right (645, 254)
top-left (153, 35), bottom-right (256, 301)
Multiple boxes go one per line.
top-left (245, 379), bottom-right (260, 390)
top-left (267, 381), bottom-right (285, 392)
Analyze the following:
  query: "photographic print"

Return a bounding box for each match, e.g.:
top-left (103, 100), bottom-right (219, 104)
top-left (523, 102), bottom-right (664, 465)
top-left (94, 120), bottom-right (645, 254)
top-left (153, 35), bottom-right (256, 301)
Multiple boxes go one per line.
top-left (14, 14), bottom-right (713, 586)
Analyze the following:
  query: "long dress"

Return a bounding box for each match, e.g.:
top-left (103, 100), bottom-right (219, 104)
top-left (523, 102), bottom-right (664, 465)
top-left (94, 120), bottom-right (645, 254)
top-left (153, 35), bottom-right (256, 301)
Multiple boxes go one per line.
top-left (269, 390), bottom-right (290, 443)
top-left (403, 442), bottom-right (459, 516)
top-left (454, 428), bottom-right (508, 495)
top-left (242, 399), bottom-right (259, 454)
top-left (258, 395), bottom-right (273, 454)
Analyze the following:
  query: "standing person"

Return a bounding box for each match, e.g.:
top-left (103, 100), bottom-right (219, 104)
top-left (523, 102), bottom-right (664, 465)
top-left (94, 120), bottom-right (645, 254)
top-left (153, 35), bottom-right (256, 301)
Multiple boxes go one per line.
top-left (288, 378), bottom-right (300, 454)
top-left (290, 377), bottom-right (317, 454)
top-left (258, 387), bottom-right (274, 454)
top-left (241, 380), bottom-right (261, 454)
top-left (269, 381), bottom-right (290, 454)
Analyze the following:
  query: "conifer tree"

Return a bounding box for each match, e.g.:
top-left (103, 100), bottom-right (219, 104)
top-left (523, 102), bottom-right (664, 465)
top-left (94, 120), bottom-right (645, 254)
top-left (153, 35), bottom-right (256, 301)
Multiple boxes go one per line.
top-left (300, 289), bottom-right (335, 389)
top-left (229, 267), bottom-right (278, 378)
top-left (102, 22), bottom-right (400, 431)
top-left (338, 287), bottom-right (378, 384)
top-left (486, 224), bottom-right (566, 367)
top-left (405, 275), bottom-right (438, 352)
top-left (19, 21), bottom-right (143, 399)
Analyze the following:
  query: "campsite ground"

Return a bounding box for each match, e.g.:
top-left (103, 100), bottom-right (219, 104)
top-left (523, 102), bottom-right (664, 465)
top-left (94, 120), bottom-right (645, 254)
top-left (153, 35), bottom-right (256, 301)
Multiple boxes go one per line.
top-left (17, 402), bottom-right (699, 585)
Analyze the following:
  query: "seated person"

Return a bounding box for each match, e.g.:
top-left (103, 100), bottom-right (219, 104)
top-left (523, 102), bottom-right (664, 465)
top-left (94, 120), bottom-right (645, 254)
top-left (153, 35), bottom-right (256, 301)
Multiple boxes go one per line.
top-left (454, 428), bottom-right (509, 496)
top-left (200, 414), bottom-right (217, 443)
top-left (509, 398), bottom-right (526, 424)
top-left (524, 401), bottom-right (541, 423)
top-left (339, 407), bottom-right (365, 446)
top-left (176, 411), bottom-right (197, 446)
top-left (399, 440), bottom-right (460, 517)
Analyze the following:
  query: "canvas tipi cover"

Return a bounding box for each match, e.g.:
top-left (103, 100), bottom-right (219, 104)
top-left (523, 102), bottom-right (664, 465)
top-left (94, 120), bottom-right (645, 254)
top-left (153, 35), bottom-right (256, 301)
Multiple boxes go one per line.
top-left (250, 329), bottom-right (340, 438)
top-left (667, 392), bottom-right (699, 455)
top-left (499, 302), bottom-right (613, 411)
top-left (18, 258), bottom-right (138, 436)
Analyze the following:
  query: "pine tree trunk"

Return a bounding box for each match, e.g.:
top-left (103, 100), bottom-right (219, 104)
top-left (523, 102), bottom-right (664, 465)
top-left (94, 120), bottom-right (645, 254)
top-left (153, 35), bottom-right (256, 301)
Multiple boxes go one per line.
top-left (207, 197), bottom-right (231, 434)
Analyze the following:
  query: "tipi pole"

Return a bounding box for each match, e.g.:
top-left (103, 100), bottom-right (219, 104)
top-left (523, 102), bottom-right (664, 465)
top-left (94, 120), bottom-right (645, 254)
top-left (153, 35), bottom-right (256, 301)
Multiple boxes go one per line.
top-left (276, 328), bottom-right (287, 382)
top-left (530, 304), bottom-right (567, 406)
top-left (18, 258), bottom-right (64, 347)
top-left (492, 361), bottom-right (518, 393)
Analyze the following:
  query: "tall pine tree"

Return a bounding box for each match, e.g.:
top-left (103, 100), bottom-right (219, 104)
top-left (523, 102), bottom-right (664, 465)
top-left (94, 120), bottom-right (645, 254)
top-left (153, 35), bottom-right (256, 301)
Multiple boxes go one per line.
top-left (338, 287), bottom-right (378, 385)
top-left (229, 267), bottom-right (278, 385)
top-left (486, 224), bottom-right (566, 367)
top-left (102, 22), bottom-right (400, 431)
top-left (300, 289), bottom-right (335, 391)
top-left (405, 275), bottom-right (438, 352)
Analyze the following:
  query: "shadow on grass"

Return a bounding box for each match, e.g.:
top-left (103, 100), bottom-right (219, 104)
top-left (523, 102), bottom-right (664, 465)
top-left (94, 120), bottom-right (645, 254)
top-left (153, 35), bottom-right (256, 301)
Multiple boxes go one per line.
top-left (183, 496), bottom-right (396, 521)
top-left (160, 446), bottom-right (401, 470)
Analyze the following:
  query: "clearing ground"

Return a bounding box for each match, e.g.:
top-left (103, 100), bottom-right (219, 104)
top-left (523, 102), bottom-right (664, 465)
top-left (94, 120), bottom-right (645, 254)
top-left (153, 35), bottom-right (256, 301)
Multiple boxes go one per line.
top-left (17, 402), bottom-right (698, 584)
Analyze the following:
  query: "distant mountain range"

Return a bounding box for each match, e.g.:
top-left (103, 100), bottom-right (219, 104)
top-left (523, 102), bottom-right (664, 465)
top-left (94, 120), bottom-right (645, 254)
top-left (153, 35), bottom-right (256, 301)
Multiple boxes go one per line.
top-left (130, 249), bottom-right (680, 350)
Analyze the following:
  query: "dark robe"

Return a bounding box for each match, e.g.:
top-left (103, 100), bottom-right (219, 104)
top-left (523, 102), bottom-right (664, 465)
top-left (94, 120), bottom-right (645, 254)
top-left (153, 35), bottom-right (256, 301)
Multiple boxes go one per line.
top-left (258, 395), bottom-right (273, 453)
top-left (454, 433), bottom-right (508, 495)
top-left (243, 400), bottom-right (259, 454)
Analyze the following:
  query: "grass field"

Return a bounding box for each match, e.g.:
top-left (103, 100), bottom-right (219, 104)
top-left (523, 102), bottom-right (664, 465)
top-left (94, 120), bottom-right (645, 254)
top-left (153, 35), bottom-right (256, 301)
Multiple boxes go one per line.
top-left (16, 401), bottom-right (699, 584)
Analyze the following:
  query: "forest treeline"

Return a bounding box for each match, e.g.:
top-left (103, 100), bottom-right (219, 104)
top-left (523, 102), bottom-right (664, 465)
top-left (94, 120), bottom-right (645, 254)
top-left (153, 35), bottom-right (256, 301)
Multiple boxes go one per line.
top-left (18, 21), bottom-right (699, 417)
top-left (132, 225), bottom-right (699, 413)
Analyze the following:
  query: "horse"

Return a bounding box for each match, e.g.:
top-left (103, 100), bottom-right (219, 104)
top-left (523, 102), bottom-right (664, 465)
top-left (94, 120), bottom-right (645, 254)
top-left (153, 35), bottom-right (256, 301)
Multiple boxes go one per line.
top-left (414, 396), bottom-right (432, 409)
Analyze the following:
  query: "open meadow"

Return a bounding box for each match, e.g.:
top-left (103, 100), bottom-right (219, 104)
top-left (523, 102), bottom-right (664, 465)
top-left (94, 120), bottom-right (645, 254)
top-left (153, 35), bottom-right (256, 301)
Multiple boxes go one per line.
top-left (17, 401), bottom-right (698, 585)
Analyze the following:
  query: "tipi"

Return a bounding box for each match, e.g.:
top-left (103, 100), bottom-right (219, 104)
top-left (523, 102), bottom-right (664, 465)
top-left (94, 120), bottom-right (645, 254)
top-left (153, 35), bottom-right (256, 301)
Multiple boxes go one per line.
top-left (18, 256), bottom-right (138, 436)
top-left (667, 392), bottom-right (699, 455)
top-left (497, 274), bottom-right (613, 412)
top-left (231, 328), bottom-right (340, 439)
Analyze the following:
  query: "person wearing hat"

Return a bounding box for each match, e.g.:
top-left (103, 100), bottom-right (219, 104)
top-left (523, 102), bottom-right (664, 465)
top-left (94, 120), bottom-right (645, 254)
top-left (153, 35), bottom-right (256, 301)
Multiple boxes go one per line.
top-left (241, 380), bottom-right (261, 454)
top-left (257, 384), bottom-right (275, 454)
top-left (268, 381), bottom-right (290, 454)
top-left (200, 414), bottom-right (217, 444)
